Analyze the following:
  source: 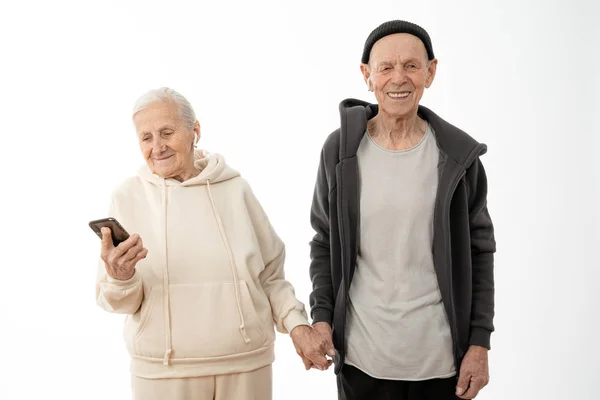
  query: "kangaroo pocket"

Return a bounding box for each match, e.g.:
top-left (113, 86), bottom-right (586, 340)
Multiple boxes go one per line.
top-left (130, 285), bottom-right (164, 358)
top-left (133, 281), bottom-right (266, 359)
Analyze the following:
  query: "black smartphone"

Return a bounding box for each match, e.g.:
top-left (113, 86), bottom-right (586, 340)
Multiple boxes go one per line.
top-left (89, 217), bottom-right (130, 247)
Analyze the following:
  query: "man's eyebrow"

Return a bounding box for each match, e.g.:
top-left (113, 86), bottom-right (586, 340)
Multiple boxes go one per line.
top-left (374, 61), bottom-right (393, 68)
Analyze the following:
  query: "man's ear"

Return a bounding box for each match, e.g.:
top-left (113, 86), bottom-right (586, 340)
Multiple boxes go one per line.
top-left (360, 63), bottom-right (372, 91)
top-left (425, 58), bottom-right (438, 88)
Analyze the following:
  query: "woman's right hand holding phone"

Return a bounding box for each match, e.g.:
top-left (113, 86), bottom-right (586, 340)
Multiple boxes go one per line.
top-left (100, 228), bottom-right (148, 281)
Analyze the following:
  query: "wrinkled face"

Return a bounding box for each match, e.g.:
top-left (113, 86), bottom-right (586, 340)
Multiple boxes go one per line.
top-left (133, 101), bottom-right (199, 179)
top-left (362, 33), bottom-right (437, 118)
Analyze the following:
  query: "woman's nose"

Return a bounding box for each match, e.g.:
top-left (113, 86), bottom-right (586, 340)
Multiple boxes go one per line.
top-left (152, 138), bottom-right (167, 153)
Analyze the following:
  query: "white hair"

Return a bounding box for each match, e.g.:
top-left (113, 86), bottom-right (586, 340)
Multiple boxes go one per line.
top-left (132, 87), bottom-right (197, 129)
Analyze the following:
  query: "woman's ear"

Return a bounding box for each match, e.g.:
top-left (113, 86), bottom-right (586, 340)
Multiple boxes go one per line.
top-left (193, 121), bottom-right (201, 146)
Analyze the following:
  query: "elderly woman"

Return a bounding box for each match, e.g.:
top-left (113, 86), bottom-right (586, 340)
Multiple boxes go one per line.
top-left (95, 87), bottom-right (331, 400)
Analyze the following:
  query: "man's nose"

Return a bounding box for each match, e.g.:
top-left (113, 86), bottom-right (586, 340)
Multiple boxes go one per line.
top-left (390, 67), bottom-right (408, 85)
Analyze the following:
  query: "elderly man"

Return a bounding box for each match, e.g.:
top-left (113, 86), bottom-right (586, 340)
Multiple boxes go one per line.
top-left (307, 20), bottom-right (496, 400)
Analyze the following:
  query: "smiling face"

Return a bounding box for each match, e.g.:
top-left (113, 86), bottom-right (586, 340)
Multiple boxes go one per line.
top-left (362, 33), bottom-right (437, 119)
top-left (133, 101), bottom-right (200, 180)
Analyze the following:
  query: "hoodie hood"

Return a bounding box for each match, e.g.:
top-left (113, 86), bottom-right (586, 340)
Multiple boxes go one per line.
top-left (137, 149), bottom-right (240, 187)
top-left (338, 98), bottom-right (487, 169)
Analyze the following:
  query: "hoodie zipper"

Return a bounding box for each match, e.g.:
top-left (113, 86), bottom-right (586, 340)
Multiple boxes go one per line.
top-left (338, 163), bottom-right (349, 359)
top-left (440, 167), bottom-right (466, 366)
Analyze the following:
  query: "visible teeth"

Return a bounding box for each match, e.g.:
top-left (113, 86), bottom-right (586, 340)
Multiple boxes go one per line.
top-left (389, 92), bottom-right (410, 98)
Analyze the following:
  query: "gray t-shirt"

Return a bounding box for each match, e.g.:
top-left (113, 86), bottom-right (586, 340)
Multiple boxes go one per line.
top-left (345, 124), bottom-right (456, 380)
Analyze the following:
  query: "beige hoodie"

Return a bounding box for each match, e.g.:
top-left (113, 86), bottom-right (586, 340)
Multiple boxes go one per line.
top-left (96, 150), bottom-right (309, 379)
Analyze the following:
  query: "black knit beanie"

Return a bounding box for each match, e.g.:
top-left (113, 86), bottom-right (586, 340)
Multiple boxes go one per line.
top-left (361, 20), bottom-right (435, 64)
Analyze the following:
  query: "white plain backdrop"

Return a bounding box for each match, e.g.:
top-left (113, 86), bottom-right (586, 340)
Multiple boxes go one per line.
top-left (1, 0), bottom-right (599, 399)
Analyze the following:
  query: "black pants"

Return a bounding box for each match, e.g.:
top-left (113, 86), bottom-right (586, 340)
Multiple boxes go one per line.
top-left (337, 364), bottom-right (460, 400)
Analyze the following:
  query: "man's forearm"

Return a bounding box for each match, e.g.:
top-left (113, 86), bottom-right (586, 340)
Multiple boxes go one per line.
top-left (309, 242), bottom-right (334, 325)
top-left (469, 252), bottom-right (495, 349)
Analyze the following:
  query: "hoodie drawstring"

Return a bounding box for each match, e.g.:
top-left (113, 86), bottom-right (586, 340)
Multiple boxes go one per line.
top-left (162, 179), bottom-right (174, 365)
top-left (206, 180), bottom-right (251, 344)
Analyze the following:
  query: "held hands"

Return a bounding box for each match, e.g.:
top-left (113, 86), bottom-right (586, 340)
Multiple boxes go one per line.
top-left (290, 322), bottom-right (335, 371)
top-left (456, 345), bottom-right (490, 399)
top-left (100, 227), bottom-right (148, 281)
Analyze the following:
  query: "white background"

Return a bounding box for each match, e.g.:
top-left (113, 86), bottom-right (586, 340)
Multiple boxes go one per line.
top-left (1, 0), bottom-right (599, 399)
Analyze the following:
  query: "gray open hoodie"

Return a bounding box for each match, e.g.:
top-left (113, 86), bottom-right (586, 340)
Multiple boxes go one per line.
top-left (308, 99), bottom-right (496, 374)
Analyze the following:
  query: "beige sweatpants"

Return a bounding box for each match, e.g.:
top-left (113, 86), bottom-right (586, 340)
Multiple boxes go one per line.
top-left (131, 364), bottom-right (272, 400)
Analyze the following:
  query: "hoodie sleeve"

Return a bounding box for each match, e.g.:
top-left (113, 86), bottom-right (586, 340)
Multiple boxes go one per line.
top-left (95, 196), bottom-right (144, 315)
top-left (466, 158), bottom-right (496, 349)
top-left (308, 147), bottom-right (335, 326)
top-left (242, 180), bottom-right (310, 334)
